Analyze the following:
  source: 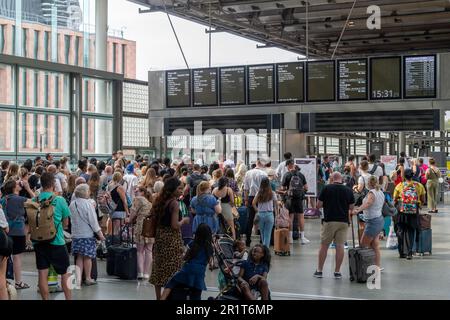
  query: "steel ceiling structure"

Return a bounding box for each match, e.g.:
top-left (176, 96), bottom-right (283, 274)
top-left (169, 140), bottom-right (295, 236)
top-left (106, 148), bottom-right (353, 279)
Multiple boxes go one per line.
top-left (129, 0), bottom-right (450, 58)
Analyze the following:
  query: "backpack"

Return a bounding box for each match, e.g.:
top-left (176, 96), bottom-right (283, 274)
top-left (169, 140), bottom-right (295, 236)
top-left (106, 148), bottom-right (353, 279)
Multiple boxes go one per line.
top-left (400, 183), bottom-right (419, 215)
top-left (369, 164), bottom-right (378, 175)
top-left (97, 189), bottom-right (117, 215)
top-left (24, 196), bottom-right (57, 243)
top-left (343, 174), bottom-right (356, 189)
top-left (412, 166), bottom-right (421, 183)
top-left (419, 166), bottom-right (427, 185)
top-left (189, 173), bottom-right (207, 197)
top-left (288, 173), bottom-right (305, 199)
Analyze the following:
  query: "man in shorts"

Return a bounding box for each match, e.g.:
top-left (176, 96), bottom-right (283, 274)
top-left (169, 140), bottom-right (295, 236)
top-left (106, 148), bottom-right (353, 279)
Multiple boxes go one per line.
top-left (33, 172), bottom-right (72, 300)
top-left (314, 172), bottom-right (355, 279)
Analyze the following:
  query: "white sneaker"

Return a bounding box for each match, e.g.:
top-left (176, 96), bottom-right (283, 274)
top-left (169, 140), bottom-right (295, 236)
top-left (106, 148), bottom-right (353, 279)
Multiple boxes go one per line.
top-left (143, 274), bottom-right (150, 280)
top-left (301, 237), bottom-right (310, 245)
top-left (137, 273), bottom-right (144, 280)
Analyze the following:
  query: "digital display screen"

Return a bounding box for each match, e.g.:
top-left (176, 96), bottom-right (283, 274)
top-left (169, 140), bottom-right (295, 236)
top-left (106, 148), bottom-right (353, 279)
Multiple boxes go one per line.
top-left (370, 57), bottom-right (401, 100)
top-left (307, 61), bottom-right (335, 102)
top-left (166, 70), bottom-right (191, 107)
top-left (247, 64), bottom-right (275, 104)
top-left (404, 55), bottom-right (436, 98)
top-left (220, 66), bottom-right (246, 105)
top-left (338, 59), bottom-right (368, 100)
top-left (277, 62), bottom-right (304, 103)
top-left (192, 68), bottom-right (218, 106)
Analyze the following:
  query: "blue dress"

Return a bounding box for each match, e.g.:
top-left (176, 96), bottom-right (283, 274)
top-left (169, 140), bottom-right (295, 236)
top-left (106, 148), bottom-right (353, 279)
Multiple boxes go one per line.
top-left (168, 248), bottom-right (209, 291)
top-left (190, 194), bottom-right (219, 234)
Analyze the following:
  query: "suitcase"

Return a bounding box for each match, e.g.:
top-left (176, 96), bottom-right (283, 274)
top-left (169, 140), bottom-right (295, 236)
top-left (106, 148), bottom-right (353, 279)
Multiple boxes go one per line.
top-left (413, 229), bottom-right (432, 255)
top-left (6, 257), bottom-right (13, 280)
top-left (419, 214), bottom-right (431, 230)
top-left (237, 206), bottom-right (248, 235)
top-left (349, 216), bottom-right (376, 283)
top-left (292, 214), bottom-right (299, 240)
top-left (274, 228), bottom-right (290, 256)
top-left (113, 245), bottom-right (137, 280)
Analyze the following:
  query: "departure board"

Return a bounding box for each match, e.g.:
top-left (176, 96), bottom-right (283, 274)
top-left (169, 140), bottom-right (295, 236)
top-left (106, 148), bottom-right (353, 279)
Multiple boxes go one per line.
top-left (307, 61), bottom-right (335, 102)
top-left (220, 66), bottom-right (246, 105)
top-left (192, 68), bottom-right (218, 106)
top-left (247, 64), bottom-right (275, 104)
top-left (370, 57), bottom-right (401, 100)
top-left (338, 59), bottom-right (368, 100)
top-left (277, 62), bottom-right (304, 103)
top-left (404, 55), bottom-right (436, 98)
top-left (166, 70), bottom-right (191, 107)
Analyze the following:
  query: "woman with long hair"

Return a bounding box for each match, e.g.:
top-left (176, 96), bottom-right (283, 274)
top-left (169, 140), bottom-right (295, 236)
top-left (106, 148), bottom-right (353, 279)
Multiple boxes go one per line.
top-left (225, 168), bottom-right (240, 194)
top-left (88, 171), bottom-right (101, 220)
top-left (108, 172), bottom-right (129, 236)
top-left (140, 167), bottom-right (158, 193)
top-left (252, 177), bottom-right (278, 248)
top-left (212, 177), bottom-right (236, 240)
top-left (4, 163), bottom-right (19, 182)
top-left (426, 158), bottom-right (441, 213)
top-left (150, 177), bottom-right (190, 300)
top-left (235, 163), bottom-right (248, 192)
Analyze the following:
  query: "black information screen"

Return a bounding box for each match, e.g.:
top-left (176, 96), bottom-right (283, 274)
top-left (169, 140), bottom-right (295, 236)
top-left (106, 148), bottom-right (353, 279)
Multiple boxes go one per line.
top-left (338, 59), bottom-right (368, 100)
top-left (307, 61), bottom-right (335, 102)
top-left (192, 68), bottom-right (218, 106)
top-left (370, 57), bottom-right (401, 100)
top-left (247, 64), bottom-right (275, 104)
top-left (220, 66), bottom-right (246, 105)
top-left (166, 70), bottom-right (191, 107)
top-left (277, 62), bottom-right (304, 103)
top-left (404, 55), bottom-right (436, 98)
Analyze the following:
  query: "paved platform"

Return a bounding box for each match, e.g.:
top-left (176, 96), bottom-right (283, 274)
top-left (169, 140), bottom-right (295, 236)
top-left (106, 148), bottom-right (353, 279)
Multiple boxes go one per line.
top-left (13, 202), bottom-right (450, 300)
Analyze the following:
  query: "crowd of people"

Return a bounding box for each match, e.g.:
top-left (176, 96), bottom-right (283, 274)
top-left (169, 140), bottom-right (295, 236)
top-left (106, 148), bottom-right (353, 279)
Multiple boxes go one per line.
top-left (0, 149), bottom-right (444, 300)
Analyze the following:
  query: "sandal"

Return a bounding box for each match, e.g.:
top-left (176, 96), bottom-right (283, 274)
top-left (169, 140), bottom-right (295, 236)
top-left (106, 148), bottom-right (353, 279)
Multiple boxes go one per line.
top-left (15, 281), bottom-right (30, 290)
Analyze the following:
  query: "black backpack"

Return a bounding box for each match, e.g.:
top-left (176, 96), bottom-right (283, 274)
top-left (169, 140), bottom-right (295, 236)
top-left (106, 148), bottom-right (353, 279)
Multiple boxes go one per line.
top-left (189, 173), bottom-right (207, 197)
top-left (288, 173), bottom-right (305, 199)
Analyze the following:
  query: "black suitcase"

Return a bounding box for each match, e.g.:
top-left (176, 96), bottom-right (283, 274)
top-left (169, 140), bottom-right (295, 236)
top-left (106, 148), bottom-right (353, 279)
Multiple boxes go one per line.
top-left (348, 216), bottom-right (376, 283)
top-left (106, 223), bottom-right (137, 280)
top-left (74, 256), bottom-right (98, 281)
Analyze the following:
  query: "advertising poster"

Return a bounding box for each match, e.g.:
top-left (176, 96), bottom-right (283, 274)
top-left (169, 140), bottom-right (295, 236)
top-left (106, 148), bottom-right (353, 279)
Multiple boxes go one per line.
top-left (380, 155), bottom-right (397, 175)
top-left (295, 158), bottom-right (317, 197)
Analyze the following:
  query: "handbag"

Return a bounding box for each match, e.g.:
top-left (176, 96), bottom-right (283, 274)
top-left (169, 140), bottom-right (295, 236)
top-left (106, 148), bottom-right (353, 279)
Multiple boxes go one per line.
top-left (0, 227), bottom-right (13, 257)
top-left (382, 199), bottom-right (397, 217)
top-left (253, 212), bottom-right (260, 225)
top-left (386, 223), bottom-right (398, 250)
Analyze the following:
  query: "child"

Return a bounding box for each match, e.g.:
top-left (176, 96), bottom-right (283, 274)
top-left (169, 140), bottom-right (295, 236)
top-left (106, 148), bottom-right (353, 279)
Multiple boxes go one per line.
top-left (237, 244), bottom-right (271, 300)
top-left (161, 223), bottom-right (213, 300)
top-left (232, 240), bottom-right (248, 275)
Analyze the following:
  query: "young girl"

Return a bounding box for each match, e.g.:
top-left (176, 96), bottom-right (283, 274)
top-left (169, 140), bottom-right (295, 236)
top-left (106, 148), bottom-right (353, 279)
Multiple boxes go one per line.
top-left (161, 223), bottom-right (214, 300)
top-left (232, 240), bottom-right (248, 275)
top-left (238, 244), bottom-right (271, 300)
top-left (252, 178), bottom-right (277, 248)
top-left (128, 186), bottom-right (153, 280)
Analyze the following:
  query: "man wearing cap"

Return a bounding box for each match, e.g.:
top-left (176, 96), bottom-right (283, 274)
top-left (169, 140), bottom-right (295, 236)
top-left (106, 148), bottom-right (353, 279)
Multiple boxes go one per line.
top-left (393, 168), bottom-right (426, 260)
top-left (123, 163), bottom-right (138, 200)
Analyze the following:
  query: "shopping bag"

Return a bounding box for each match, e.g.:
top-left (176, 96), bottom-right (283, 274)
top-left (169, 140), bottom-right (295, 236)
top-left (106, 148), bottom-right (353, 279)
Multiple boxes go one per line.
top-left (386, 224), bottom-right (398, 250)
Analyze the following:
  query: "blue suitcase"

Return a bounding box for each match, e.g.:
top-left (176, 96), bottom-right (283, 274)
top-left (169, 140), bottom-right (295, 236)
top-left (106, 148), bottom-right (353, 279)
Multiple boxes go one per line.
top-left (414, 229), bottom-right (432, 255)
top-left (237, 206), bottom-right (248, 235)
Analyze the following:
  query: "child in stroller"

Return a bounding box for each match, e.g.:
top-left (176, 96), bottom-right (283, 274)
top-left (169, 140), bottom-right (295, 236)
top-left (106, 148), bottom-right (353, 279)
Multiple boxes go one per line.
top-left (161, 223), bottom-right (214, 300)
top-left (213, 237), bottom-right (271, 300)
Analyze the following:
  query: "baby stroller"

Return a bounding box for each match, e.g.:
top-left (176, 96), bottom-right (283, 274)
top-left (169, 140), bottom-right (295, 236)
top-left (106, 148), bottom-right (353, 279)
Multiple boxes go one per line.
top-left (210, 235), bottom-right (270, 300)
top-left (217, 214), bottom-right (241, 240)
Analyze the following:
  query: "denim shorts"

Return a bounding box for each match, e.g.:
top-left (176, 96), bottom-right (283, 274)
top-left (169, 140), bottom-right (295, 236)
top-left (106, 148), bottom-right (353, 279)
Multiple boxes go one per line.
top-left (112, 211), bottom-right (126, 220)
top-left (364, 215), bottom-right (384, 238)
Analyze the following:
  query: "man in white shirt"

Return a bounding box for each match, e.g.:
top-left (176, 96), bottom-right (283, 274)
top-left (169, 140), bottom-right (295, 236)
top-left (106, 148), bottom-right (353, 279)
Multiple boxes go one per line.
top-left (123, 163), bottom-right (138, 200)
top-left (276, 152), bottom-right (292, 181)
top-left (54, 160), bottom-right (68, 192)
top-left (243, 158), bottom-right (268, 247)
top-left (223, 155), bottom-right (235, 169)
top-left (368, 154), bottom-right (384, 182)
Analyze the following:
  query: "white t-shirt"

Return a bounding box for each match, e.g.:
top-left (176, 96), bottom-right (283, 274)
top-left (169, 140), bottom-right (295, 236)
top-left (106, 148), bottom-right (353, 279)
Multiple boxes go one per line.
top-left (123, 174), bottom-right (138, 199)
top-left (368, 163), bottom-right (383, 178)
top-left (0, 208), bottom-right (8, 228)
top-left (54, 178), bottom-right (63, 194)
top-left (276, 161), bottom-right (288, 180)
top-left (358, 173), bottom-right (371, 189)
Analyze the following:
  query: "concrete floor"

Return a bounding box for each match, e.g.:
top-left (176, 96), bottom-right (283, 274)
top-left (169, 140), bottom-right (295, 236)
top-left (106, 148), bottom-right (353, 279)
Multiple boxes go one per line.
top-left (13, 203), bottom-right (450, 300)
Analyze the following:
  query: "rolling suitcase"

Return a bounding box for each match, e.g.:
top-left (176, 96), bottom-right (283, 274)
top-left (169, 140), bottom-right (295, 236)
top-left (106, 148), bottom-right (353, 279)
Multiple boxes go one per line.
top-left (348, 215), bottom-right (376, 283)
top-left (274, 228), bottom-right (290, 256)
top-left (106, 222), bottom-right (137, 280)
top-left (414, 229), bottom-right (432, 255)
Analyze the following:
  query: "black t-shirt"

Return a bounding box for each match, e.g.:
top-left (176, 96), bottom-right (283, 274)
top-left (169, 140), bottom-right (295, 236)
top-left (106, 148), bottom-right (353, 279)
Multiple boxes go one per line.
top-left (28, 174), bottom-right (41, 191)
top-left (281, 171), bottom-right (307, 200)
top-left (318, 183), bottom-right (355, 223)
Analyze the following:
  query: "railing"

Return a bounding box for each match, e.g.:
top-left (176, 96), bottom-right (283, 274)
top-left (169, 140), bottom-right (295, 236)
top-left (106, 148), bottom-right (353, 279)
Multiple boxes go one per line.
top-left (0, 8), bottom-right (125, 38)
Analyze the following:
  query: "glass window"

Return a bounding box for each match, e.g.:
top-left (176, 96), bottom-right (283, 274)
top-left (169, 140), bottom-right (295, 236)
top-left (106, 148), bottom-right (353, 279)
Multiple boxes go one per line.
top-left (18, 113), bottom-right (69, 154)
top-left (22, 28), bottom-right (27, 57)
top-left (123, 117), bottom-right (149, 147)
top-left (18, 68), bottom-right (69, 110)
top-left (34, 30), bottom-right (39, 59)
top-left (82, 118), bottom-right (113, 155)
top-left (123, 82), bottom-right (148, 114)
top-left (64, 35), bottom-right (70, 64)
top-left (0, 25), bottom-right (4, 54)
top-left (0, 64), bottom-right (15, 105)
top-left (33, 72), bottom-right (39, 107)
top-left (0, 111), bottom-right (15, 153)
top-left (12, 26), bottom-right (15, 55)
top-left (82, 78), bottom-right (113, 114)
top-left (44, 31), bottom-right (49, 60)
top-left (122, 44), bottom-right (126, 75)
top-left (113, 43), bottom-right (117, 73)
top-left (75, 36), bottom-right (80, 66)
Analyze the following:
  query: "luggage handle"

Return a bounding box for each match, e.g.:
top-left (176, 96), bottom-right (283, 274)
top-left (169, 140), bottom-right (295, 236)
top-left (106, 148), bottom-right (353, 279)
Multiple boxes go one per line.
top-left (350, 213), bottom-right (362, 249)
